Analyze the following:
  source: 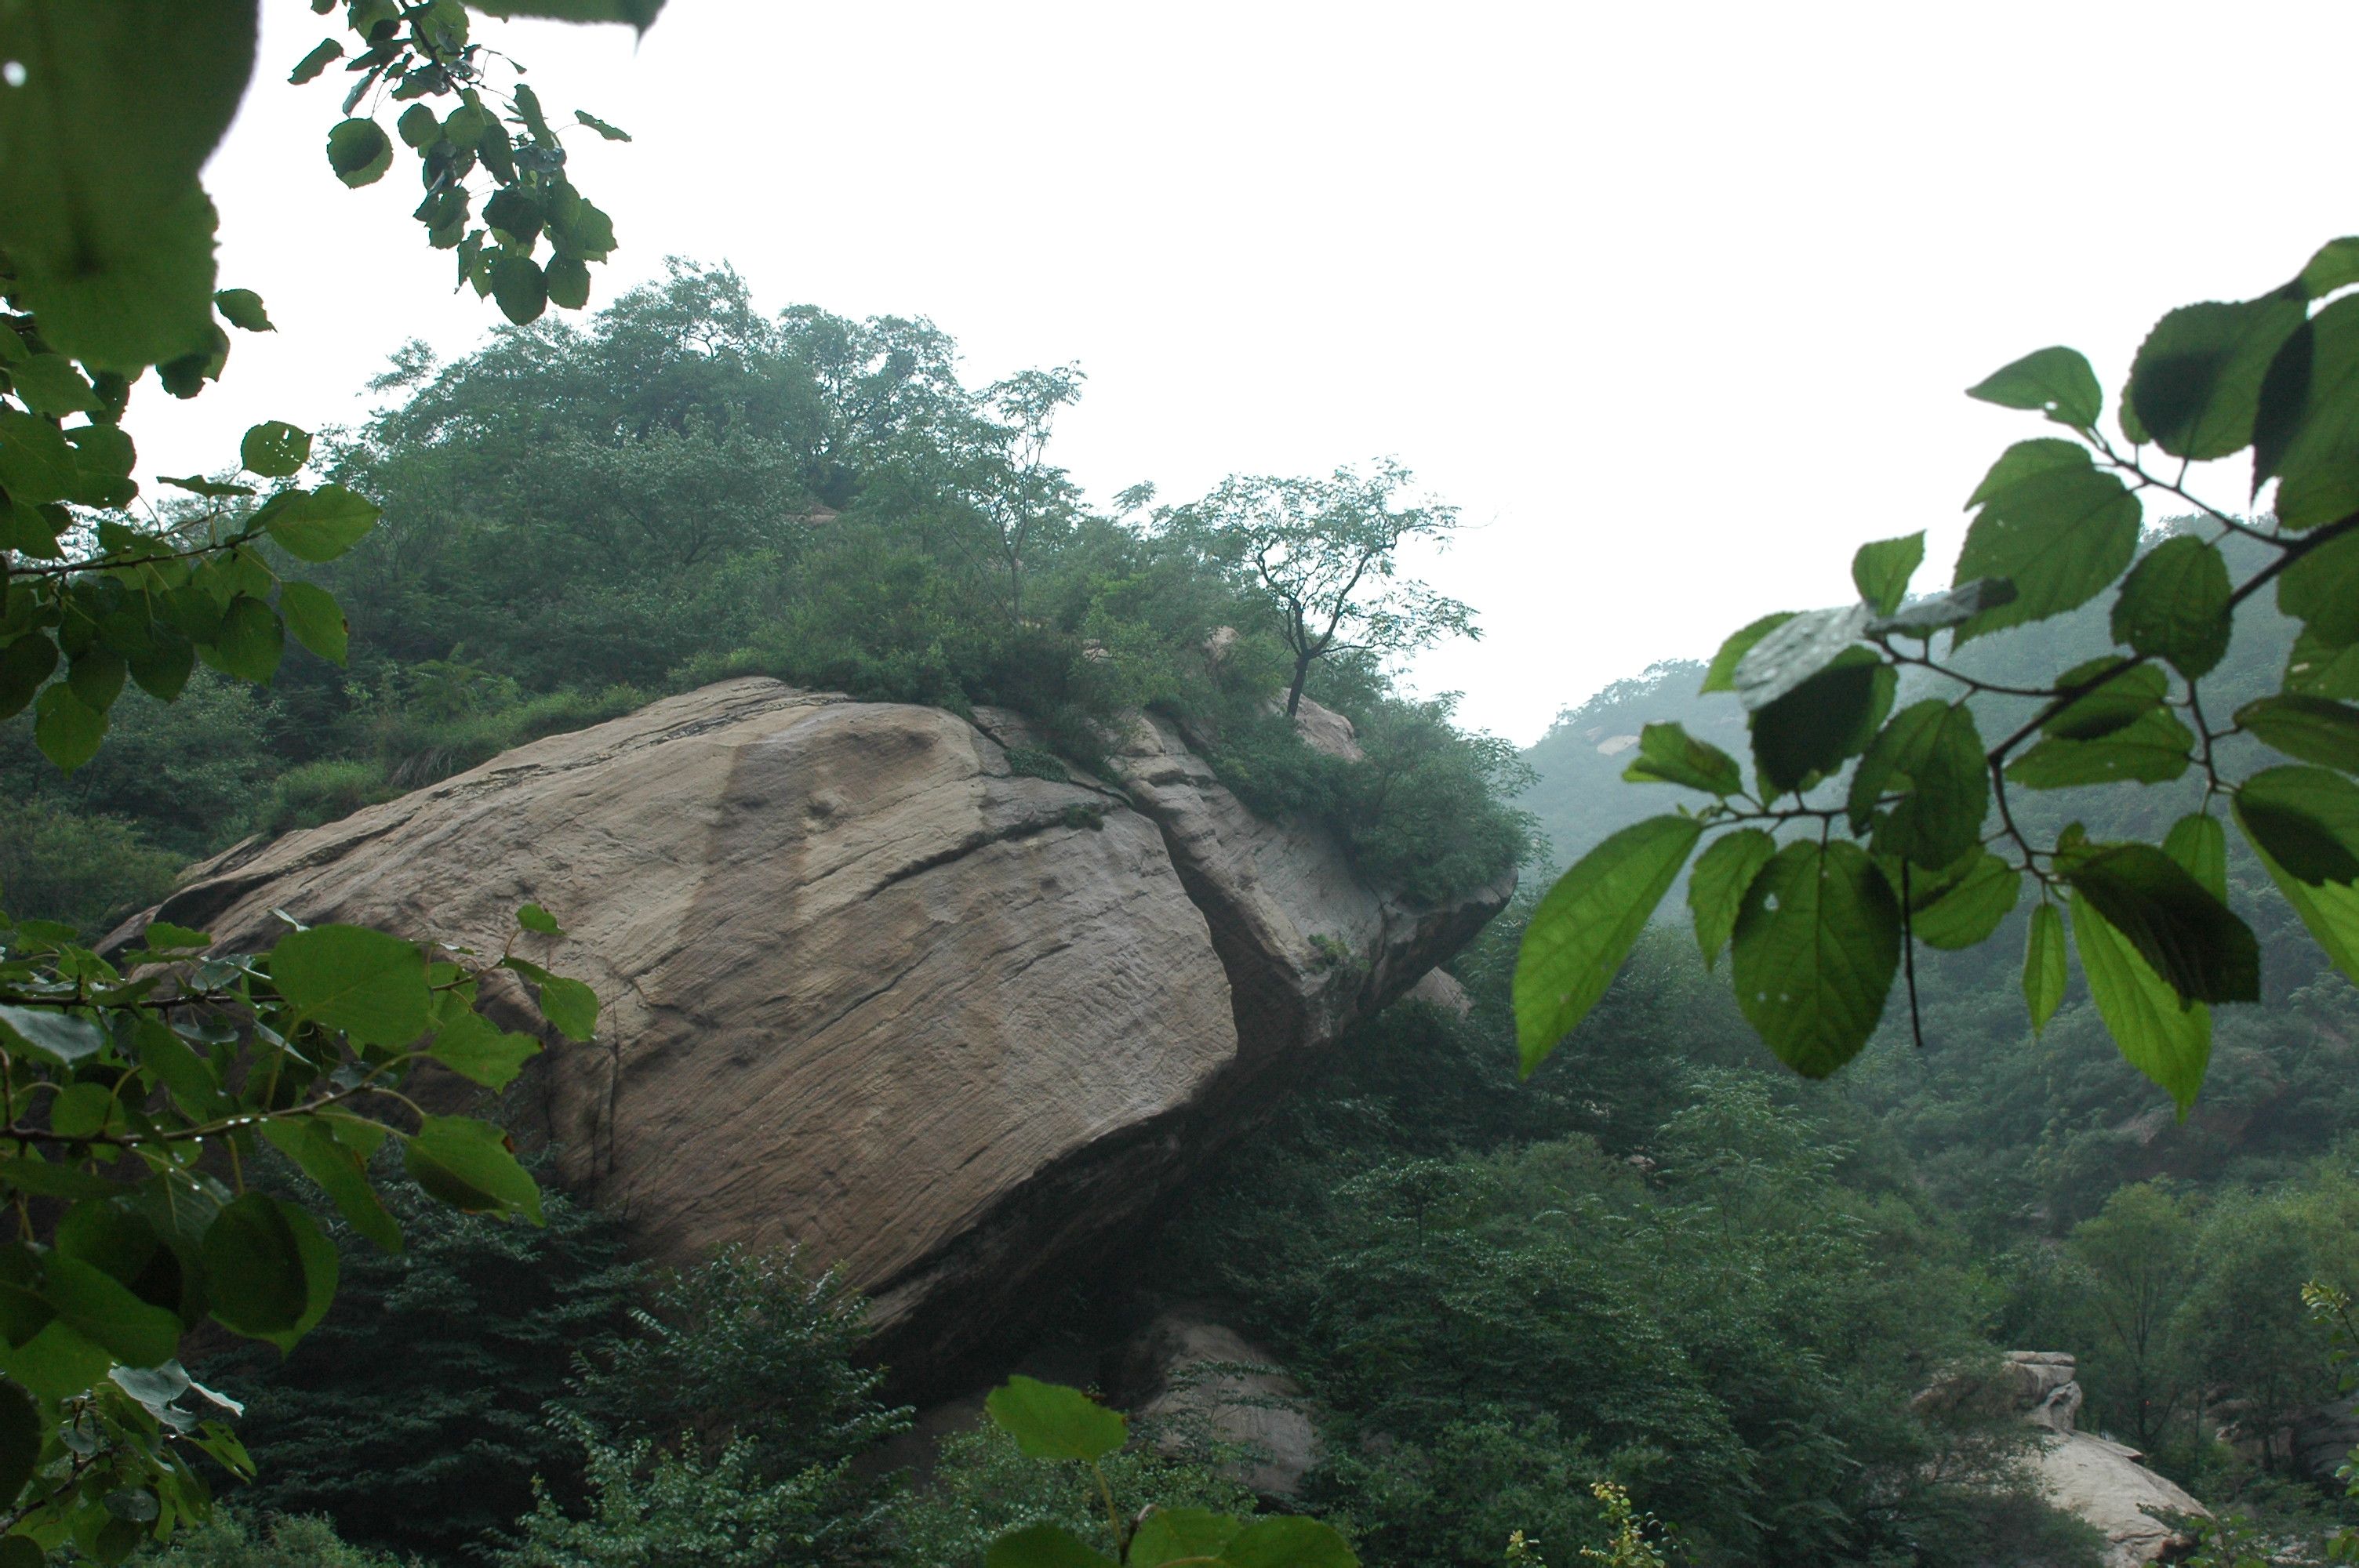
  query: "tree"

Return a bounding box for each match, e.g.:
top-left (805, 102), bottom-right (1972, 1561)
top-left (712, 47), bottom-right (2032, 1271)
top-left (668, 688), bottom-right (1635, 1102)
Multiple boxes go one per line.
top-left (2066, 1183), bottom-right (2197, 1452)
top-left (1176, 460), bottom-right (1478, 717)
top-left (0, 1), bottom-right (652, 1557)
top-left (1515, 237), bottom-right (2359, 1120)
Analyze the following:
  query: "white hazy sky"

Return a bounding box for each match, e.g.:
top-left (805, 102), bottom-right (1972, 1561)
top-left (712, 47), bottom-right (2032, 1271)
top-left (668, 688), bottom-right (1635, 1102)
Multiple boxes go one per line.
top-left (163, 1), bottom-right (2357, 746)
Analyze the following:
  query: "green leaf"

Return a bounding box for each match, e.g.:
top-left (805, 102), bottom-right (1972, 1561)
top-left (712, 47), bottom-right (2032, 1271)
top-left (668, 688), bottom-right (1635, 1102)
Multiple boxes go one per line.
top-left (2006, 709), bottom-right (2194, 789)
top-left (2288, 630), bottom-right (2359, 701)
top-left (1953, 459), bottom-right (2141, 643)
top-left (1514, 816), bottom-right (1702, 1075)
top-left (256, 484), bottom-right (383, 562)
top-left (200, 594), bottom-right (283, 684)
top-left (1620, 722), bottom-right (1743, 795)
top-left (1748, 648), bottom-right (1894, 797)
top-left (1908, 852), bottom-right (2020, 950)
top-left (1966, 437), bottom-right (2092, 509)
top-left (278, 581), bottom-right (349, 665)
top-left (325, 118), bottom-right (393, 187)
top-left (6, 354), bottom-right (100, 416)
top-left (2241, 815), bottom-right (2359, 993)
top-left (2023, 902), bottom-right (2067, 1035)
top-left (258, 1121), bottom-right (401, 1254)
top-left (396, 102), bottom-right (441, 148)
top-left (42, 1258), bottom-right (180, 1367)
top-left (200, 1196), bottom-right (304, 1331)
top-left (2299, 237), bottom-right (2359, 298)
top-left (270, 924), bottom-right (431, 1046)
top-left (2110, 535), bottom-right (2231, 677)
top-left (1847, 699), bottom-right (1987, 869)
top-left (2279, 527), bottom-right (2359, 648)
top-left (0, 635), bottom-right (58, 720)
top-left (2234, 765), bottom-right (2359, 885)
top-left (466, 0), bottom-right (667, 27)
top-left (983, 1526), bottom-right (1117, 1568)
top-left (0, 1381), bottom-right (38, 1507)
top-left (2254, 293), bottom-right (2359, 531)
top-left (48, 1082), bottom-right (120, 1142)
top-left (545, 187), bottom-right (615, 260)
top-left (427, 1011), bottom-right (542, 1091)
top-left (2043, 659), bottom-right (2168, 740)
top-left (2127, 293), bottom-right (2306, 460)
top-left (984, 1375), bottom-right (1128, 1461)
top-left (0, 6), bottom-right (251, 372)
top-left (1966, 346), bottom-right (2103, 430)
top-left (213, 288), bottom-right (273, 332)
top-left (0, 1004), bottom-right (106, 1066)
top-left (1731, 604), bottom-right (1870, 710)
top-left (1699, 612), bottom-right (1794, 695)
top-left (490, 255), bottom-right (548, 326)
top-left (544, 254), bottom-right (591, 310)
top-left (238, 420), bottom-right (311, 478)
top-left (1222, 1516), bottom-right (1358, 1568)
top-left (1129, 1508), bottom-right (1241, 1568)
top-left (499, 957), bottom-right (597, 1040)
top-left (159, 474), bottom-right (255, 499)
top-left (288, 37), bottom-right (343, 84)
top-left (1688, 829), bottom-right (1775, 971)
top-left (2162, 813), bottom-right (2229, 900)
top-left (1851, 532), bottom-right (1924, 617)
top-left (517, 903), bottom-right (563, 936)
top-left (1867, 577), bottom-right (2016, 638)
top-left (64, 420), bottom-right (136, 507)
top-left (2238, 695), bottom-right (2359, 774)
top-left (2071, 893), bottom-right (2212, 1116)
top-left (202, 1194), bottom-right (336, 1350)
top-left (0, 1158), bottom-right (122, 1200)
top-left (1730, 840), bottom-right (1900, 1079)
top-left (2062, 842), bottom-right (2259, 1004)
top-left (67, 647), bottom-right (125, 713)
top-left (572, 109), bottom-right (631, 140)
top-left (0, 406), bottom-right (82, 504)
top-left (402, 1116), bottom-right (543, 1222)
top-left (33, 683), bottom-right (107, 772)
top-left (482, 186), bottom-right (545, 245)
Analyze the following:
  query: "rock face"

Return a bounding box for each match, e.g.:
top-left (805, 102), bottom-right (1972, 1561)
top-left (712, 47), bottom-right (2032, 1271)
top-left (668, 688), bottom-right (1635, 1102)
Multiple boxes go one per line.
top-left (1116, 1307), bottom-right (1321, 1499)
top-left (1983, 1352), bottom-right (2208, 1568)
top-left (123, 679), bottom-right (1510, 1382)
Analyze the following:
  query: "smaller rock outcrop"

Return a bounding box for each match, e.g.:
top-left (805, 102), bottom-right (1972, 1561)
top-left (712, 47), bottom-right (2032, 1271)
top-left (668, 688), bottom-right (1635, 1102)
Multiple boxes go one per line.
top-left (1924, 1352), bottom-right (2207, 1567)
top-left (1405, 968), bottom-right (1473, 1019)
top-left (1116, 1307), bottom-right (1321, 1499)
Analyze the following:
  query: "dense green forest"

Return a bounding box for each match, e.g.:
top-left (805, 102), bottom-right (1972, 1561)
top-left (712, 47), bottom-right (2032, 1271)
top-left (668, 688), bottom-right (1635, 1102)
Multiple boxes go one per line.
top-left (0, 261), bottom-right (1529, 942)
top-left (7, 274), bottom-right (2354, 1564)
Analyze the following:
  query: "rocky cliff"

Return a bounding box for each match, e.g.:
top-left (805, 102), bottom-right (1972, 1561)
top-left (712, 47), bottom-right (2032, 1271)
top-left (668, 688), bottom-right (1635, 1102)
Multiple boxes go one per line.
top-left (119, 679), bottom-right (1510, 1382)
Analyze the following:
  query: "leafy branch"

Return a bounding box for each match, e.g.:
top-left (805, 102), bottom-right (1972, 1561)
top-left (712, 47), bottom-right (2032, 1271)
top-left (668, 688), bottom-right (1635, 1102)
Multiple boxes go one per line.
top-left (1515, 236), bottom-right (2359, 1120)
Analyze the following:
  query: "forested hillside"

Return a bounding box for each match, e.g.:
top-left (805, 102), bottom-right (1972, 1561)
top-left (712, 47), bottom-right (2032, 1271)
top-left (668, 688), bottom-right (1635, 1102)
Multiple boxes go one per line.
top-left (1499, 528), bottom-right (2359, 1553)
top-left (0, 262), bottom-right (1529, 938)
top-left (10, 275), bottom-right (2355, 1567)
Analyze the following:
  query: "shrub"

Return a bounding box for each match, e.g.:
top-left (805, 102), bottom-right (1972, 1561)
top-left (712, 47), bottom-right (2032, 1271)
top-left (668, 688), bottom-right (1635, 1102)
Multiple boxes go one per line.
top-left (883, 1425), bottom-right (1258, 1567)
top-left (0, 801), bottom-right (182, 935)
top-left (135, 1510), bottom-right (407, 1568)
top-left (212, 1171), bottom-right (642, 1561)
top-left (258, 758), bottom-right (398, 835)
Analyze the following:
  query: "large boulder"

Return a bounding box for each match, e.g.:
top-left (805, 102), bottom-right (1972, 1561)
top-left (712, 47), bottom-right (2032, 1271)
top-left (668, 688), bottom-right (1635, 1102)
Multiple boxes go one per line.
top-left (122, 679), bottom-right (1510, 1383)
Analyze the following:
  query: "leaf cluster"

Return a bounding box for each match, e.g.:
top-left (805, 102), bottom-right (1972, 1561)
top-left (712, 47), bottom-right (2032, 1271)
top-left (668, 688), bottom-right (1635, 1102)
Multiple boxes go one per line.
top-left (1517, 237), bottom-right (2359, 1118)
top-left (0, 901), bottom-right (594, 1561)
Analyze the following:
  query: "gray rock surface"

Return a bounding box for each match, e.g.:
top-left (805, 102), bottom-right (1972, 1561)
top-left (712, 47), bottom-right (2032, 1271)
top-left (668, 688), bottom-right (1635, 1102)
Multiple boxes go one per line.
top-left (120, 679), bottom-right (1511, 1380)
top-left (1118, 1307), bottom-right (1321, 1499)
top-left (1922, 1352), bottom-right (2208, 1567)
